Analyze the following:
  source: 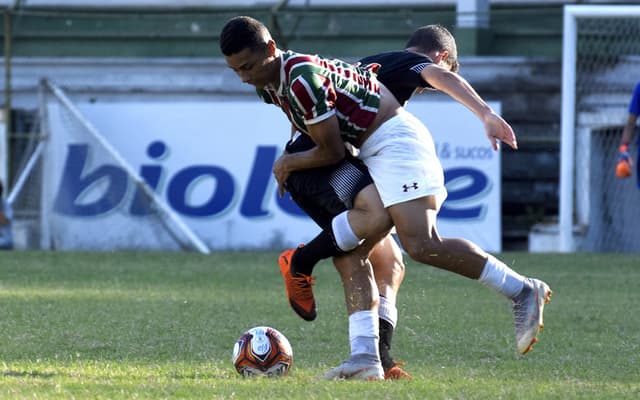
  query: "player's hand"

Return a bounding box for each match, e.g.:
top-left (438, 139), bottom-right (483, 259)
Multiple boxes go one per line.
top-left (483, 112), bottom-right (518, 151)
top-left (272, 155), bottom-right (290, 197)
top-left (616, 144), bottom-right (632, 178)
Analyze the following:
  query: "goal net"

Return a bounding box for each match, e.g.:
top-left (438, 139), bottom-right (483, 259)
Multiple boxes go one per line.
top-left (9, 80), bottom-right (209, 253)
top-left (560, 5), bottom-right (640, 252)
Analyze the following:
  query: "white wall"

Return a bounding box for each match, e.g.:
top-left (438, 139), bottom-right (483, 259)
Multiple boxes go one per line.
top-left (4, 56), bottom-right (543, 108)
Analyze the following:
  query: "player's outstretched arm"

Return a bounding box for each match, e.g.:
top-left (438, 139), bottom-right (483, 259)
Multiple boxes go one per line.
top-left (420, 64), bottom-right (518, 151)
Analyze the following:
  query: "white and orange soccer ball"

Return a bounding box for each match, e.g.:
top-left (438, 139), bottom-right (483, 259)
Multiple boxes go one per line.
top-left (232, 326), bottom-right (293, 377)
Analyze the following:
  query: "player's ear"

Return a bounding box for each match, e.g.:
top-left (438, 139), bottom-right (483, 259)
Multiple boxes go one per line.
top-left (439, 50), bottom-right (450, 64)
top-left (267, 39), bottom-right (277, 56)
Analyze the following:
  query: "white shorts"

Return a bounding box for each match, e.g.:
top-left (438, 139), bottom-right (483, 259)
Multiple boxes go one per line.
top-left (358, 110), bottom-right (447, 208)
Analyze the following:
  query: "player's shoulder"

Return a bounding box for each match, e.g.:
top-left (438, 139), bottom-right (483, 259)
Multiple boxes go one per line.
top-left (359, 50), bottom-right (403, 61)
top-left (283, 50), bottom-right (332, 80)
top-left (282, 50), bottom-right (316, 71)
top-left (359, 50), bottom-right (431, 65)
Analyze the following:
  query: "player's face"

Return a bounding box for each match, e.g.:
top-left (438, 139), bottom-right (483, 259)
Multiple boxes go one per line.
top-left (225, 42), bottom-right (278, 89)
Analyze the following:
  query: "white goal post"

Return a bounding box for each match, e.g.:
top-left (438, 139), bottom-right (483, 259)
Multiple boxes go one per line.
top-left (7, 80), bottom-right (211, 253)
top-left (560, 4), bottom-right (640, 252)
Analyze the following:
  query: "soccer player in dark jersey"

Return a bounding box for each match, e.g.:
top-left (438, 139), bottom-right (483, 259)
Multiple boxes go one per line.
top-left (220, 16), bottom-right (552, 381)
top-left (277, 26), bottom-right (459, 380)
top-left (284, 25), bottom-right (461, 284)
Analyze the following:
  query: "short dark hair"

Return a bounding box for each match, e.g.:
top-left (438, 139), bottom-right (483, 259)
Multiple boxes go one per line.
top-left (220, 16), bottom-right (271, 56)
top-left (406, 24), bottom-right (459, 73)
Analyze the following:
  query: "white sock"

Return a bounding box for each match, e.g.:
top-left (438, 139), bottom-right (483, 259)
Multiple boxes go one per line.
top-left (378, 296), bottom-right (398, 328)
top-left (332, 211), bottom-right (362, 251)
top-left (478, 255), bottom-right (525, 299)
top-left (349, 310), bottom-right (380, 360)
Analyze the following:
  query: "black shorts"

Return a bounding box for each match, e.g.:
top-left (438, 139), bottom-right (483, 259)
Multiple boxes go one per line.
top-left (285, 133), bottom-right (374, 230)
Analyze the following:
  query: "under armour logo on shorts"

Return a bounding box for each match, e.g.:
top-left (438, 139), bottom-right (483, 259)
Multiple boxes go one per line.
top-left (402, 182), bottom-right (419, 192)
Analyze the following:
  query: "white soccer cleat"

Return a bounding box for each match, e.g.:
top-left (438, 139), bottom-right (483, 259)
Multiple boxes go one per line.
top-left (512, 278), bottom-right (553, 355)
top-left (317, 358), bottom-right (384, 381)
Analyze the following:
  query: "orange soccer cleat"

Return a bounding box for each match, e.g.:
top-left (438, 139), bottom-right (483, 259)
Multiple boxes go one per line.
top-left (278, 248), bottom-right (317, 321)
top-left (384, 362), bottom-right (413, 380)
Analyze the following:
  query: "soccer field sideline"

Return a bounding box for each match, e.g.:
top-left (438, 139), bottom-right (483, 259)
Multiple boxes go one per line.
top-left (0, 251), bottom-right (638, 399)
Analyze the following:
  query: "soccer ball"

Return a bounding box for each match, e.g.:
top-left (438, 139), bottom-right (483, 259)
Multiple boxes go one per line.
top-left (232, 326), bottom-right (293, 377)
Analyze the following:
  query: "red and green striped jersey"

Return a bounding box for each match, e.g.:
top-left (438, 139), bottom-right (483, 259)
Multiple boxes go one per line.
top-left (257, 50), bottom-right (381, 145)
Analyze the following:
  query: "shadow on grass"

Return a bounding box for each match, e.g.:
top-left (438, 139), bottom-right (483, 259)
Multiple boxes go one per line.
top-left (3, 370), bottom-right (56, 378)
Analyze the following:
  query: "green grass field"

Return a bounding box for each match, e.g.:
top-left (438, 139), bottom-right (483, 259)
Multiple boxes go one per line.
top-left (0, 251), bottom-right (639, 399)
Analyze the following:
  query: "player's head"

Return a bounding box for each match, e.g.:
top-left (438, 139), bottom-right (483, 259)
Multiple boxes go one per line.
top-left (220, 16), bottom-right (280, 89)
top-left (405, 24), bottom-right (459, 73)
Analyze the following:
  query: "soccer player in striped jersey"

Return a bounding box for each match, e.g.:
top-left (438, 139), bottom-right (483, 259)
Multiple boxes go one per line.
top-left (220, 16), bottom-right (552, 380)
top-left (223, 18), bottom-right (398, 380)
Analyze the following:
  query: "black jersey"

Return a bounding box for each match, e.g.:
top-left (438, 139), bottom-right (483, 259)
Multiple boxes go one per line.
top-left (358, 50), bottom-right (434, 106)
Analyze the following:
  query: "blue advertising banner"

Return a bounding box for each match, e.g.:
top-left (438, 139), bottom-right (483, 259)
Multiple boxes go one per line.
top-left (46, 100), bottom-right (501, 251)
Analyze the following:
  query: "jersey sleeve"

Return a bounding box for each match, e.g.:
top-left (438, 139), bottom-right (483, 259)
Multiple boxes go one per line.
top-left (357, 51), bottom-right (433, 105)
top-left (288, 72), bottom-right (336, 126)
top-left (406, 59), bottom-right (434, 90)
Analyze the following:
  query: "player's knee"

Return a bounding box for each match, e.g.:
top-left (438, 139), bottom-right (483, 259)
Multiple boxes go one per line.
top-left (403, 235), bottom-right (442, 263)
top-left (352, 185), bottom-right (393, 233)
top-left (368, 208), bottom-right (393, 234)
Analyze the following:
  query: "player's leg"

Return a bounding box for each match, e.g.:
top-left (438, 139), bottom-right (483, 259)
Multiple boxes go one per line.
top-left (368, 234), bottom-right (412, 379)
top-left (359, 110), bottom-right (552, 354)
top-left (282, 134), bottom-right (405, 378)
top-left (286, 180), bottom-right (410, 379)
top-left (280, 155), bottom-right (391, 321)
top-left (388, 195), bottom-right (552, 354)
top-left (294, 185), bottom-right (393, 380)
top-left (329, 179), bottom-right (413, 377)
top-left (297, 178), bottom-right (393, 380)
top-left (388, 195), bottom-right (487, 278)
top-left (369, 235), bottom-right (404, 305)
top-left (319, 233), bottom-right (387, 381)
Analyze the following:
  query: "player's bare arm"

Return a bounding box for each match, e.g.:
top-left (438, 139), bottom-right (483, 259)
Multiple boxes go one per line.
top-left (421, 64), bottom-right (518, 151)
top-left (273, 115), bottom-right (345, 196)
top-left (621, 113), bottom-right (637, 166)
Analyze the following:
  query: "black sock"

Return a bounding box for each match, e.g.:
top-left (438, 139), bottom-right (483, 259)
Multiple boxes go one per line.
top-left (291, 230), bottom-right (344, 276)
top-left (379, 317), bottom-right (395, 370)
